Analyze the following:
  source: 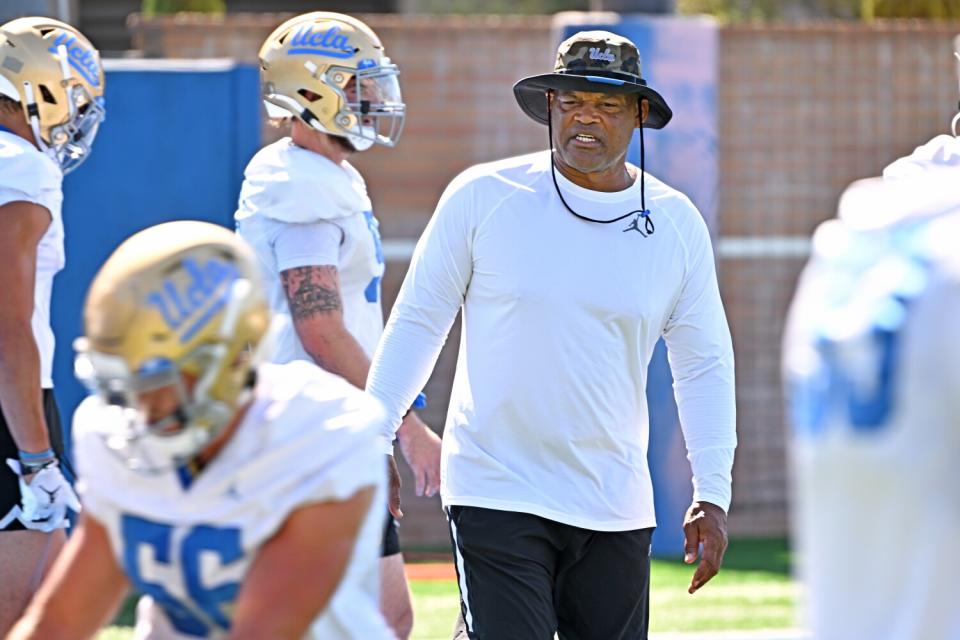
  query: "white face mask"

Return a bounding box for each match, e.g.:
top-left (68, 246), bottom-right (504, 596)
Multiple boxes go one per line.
top-left (51, 87), bottom-right (105, 174)
top-left (95, 404), bottom-right (215, 474)
top-left (329, 61), bottom-right (406, 149)
top-left (74, 346), bottom-right (232, 474)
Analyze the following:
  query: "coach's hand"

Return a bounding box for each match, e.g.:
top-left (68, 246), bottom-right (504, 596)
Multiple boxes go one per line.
top-left (682, 501), bottom-right (728, 594)
top-left (397, 412), bottom-right (441, 498)
top-left (387, 455), bottom-right (403, 519)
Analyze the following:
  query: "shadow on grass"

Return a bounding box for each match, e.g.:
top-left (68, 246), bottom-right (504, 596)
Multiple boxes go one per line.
top-left (407, 538), bottom-right (792, 577)
top-left (111, 594), bottom-right (137, 627)
top-left (724, 537), bottom-right (791, 574)
top-left (655, 537), bottom-right (792, 577)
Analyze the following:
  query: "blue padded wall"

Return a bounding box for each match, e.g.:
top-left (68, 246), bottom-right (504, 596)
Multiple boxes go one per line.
top-left (53, 60), bottom-right (261, 440)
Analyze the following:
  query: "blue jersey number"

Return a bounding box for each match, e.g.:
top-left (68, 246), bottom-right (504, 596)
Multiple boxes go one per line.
top-left (364, 210), bottom-right (383, 303)
top-left (791, 325), bottom-right (901, 437)
top-left (121, 514), bottom-right (242, 637)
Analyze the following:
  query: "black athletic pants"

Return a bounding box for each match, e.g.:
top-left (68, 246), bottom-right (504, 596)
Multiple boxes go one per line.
top-left (381, 509), bottom-right (401, 556)
top-left (446, 505), bottom-right (653, 640)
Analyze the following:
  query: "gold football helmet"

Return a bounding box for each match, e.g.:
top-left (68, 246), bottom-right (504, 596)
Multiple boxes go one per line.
top-left (259, 12), bottom-right (405, 151)
top-left (74, 222), bottom-right (270, 472)
top-left (0, 17), bottom-right (105, 173)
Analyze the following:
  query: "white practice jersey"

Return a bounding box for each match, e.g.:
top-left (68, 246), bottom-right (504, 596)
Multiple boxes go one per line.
top-left (368, 150), bottom-right (736, 530)
top-left (0, 130), bottom-right (64, 388)
top-left (784, 135), bottom-right (960, 640)
top-left (73, 362), bottom-right (392, 640)
top-left (235, 138), bottom-right (385, 361)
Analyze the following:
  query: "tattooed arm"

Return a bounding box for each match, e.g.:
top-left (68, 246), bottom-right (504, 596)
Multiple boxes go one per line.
top-left (281, 264), bottom-right (423, 516)
top-left (280, 265), bottom-right (372, 390)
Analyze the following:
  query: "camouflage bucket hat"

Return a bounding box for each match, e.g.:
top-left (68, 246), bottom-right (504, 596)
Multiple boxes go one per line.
top-left (513, 30), bottom-right (672, 129)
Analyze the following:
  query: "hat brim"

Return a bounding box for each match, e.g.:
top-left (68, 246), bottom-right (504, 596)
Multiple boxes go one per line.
top-left (513, 73), bottom-right (672, 130)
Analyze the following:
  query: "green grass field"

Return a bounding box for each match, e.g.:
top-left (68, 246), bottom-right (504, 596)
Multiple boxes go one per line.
top-left (646, 538), bottom-right (797, 633)
top-left (95, 538), bottom-right (796, 640)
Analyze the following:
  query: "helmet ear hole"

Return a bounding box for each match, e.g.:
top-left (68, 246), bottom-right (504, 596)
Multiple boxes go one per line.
top-left (297, 88), bottom-right (322, 102)
top-left (38, 84), bottom-right (57, 104)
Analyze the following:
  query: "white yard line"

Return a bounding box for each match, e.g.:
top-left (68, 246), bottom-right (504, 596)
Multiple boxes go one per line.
top-left (716, 236), bottom-right (812, 259)
top-left (382, 236), bottom-right (813, 262)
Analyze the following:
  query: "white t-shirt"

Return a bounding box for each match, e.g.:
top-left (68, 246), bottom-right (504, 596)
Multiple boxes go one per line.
top-left (73, 361), bottom-right (392, 640)
top-left (785, 137), bottom-right (960, 640)
top-left (235, 138), bottom-right (385, 362)
top-left (0, 130), bottom-right (64, 388)
top-left (367, 150), bottom-right (736, 531)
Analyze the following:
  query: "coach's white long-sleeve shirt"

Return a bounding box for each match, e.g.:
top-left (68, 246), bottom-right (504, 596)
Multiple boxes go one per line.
top-left (367, 151), bottom-right (735, 531)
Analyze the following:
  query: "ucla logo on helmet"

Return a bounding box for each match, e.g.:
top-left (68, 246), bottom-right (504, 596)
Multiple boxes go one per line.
top-left (146, 257), bottom-right (240, 343)
top-left (48, 31), bottom-right (101, 88)
top-left (287, 25), bottom-right (355, 59)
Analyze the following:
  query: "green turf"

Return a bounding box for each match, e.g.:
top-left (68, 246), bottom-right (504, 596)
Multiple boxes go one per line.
top-left (97, 538), bottom-right (797, 639)
top-left (409, 580), bottom-right (462, 639)
top-left (646, 538), bottom-right (797, 633)
top-left (95, 629), bottom-right (135, 640)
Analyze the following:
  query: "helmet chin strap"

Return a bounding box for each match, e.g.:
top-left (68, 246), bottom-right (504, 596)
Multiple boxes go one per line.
top-left (301, 108), bottom-right (373, 152)
top-left (22, 81), bottom-right (49, 155)
top-left (546, 97), bottom-right (654, 235)
top-left (345, 133), bottom-right (373, 151)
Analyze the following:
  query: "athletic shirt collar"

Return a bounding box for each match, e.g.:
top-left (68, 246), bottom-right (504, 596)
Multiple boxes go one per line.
top-left (551, 162), bottom-right (645, 205)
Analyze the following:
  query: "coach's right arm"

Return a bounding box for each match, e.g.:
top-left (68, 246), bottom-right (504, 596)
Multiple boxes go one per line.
top-left (661, 209), bottom-right (736, 595)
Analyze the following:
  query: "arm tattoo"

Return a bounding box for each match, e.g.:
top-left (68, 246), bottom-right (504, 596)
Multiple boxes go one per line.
top-left (280, 266), bottom-right (343, 321)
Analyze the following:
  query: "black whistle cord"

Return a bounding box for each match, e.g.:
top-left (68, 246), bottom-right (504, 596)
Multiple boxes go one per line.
top-left (547, 106), bottom-right (654, 235)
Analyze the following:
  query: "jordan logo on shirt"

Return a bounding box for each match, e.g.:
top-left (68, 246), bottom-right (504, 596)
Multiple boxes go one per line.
top-left (623, 211), bottom-right (655, 238)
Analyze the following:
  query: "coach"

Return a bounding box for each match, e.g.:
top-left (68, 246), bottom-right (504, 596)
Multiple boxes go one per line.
top-left (367, 30), bottom-right (736, 639)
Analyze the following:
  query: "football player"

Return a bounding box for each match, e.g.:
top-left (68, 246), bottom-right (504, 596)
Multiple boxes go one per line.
top-left (8, 221), bottom-right (393, 639)
top-left (784, 129), bottom-right (960, 637)
top-left (235, 13), bottom-right (438, 637)
top-left (0, 16), bottom-right (105, 635)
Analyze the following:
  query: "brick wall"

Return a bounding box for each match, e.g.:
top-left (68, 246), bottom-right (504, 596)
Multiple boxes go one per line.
top-left (719, 22), bottom-right (960, 535)
top-left (127, 14), bottom-right (960, 544)
top-left (127, 13), bottom-right (556, 229)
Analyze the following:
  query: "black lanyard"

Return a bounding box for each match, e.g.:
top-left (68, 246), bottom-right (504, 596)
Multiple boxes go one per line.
top-left (546, 111), bottom-right (655, 236)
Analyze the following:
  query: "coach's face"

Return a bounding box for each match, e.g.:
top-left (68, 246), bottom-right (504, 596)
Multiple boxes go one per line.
top-left (550, 90), bottom-right (647, 187)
